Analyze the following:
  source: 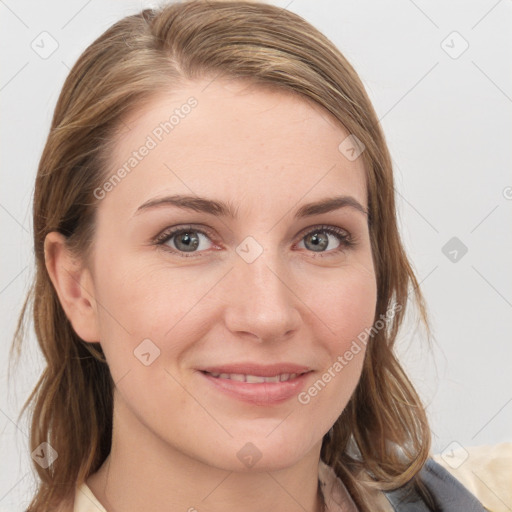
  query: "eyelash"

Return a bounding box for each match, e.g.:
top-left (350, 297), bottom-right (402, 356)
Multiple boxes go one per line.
top-left (153, 224), bottom-right (355, 259)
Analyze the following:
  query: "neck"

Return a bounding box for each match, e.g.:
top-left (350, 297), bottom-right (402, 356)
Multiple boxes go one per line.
top-left (87, 392), bottom-right (325, 512)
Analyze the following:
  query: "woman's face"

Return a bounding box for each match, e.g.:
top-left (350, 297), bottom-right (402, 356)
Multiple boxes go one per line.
top-left (86, 78), bottom-right (377, 471)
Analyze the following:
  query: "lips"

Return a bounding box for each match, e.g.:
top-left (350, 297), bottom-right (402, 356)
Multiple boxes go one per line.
top-left (197, 363), bottom-right (313, 405)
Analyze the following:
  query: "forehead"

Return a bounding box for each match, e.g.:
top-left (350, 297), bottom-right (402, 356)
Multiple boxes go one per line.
top-left (101, 78), bottom-right (367, 219)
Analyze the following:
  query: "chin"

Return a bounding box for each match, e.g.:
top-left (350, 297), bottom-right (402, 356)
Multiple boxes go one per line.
top-left (204, 433), bottom-right (316, 473)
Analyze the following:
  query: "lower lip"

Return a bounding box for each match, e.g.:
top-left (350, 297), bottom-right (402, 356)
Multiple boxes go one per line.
top-left (199, 371), bottom-right (312, 406)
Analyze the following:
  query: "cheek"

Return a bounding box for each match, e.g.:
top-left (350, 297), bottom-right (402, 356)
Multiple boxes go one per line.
top-left (91, 254), bottom-right (227, 381)
top-left (305, 262), bottom-right (378, 346)
top-left (328, 269), bottom-right (376, 372)
top-left (295, 264), bottom-right (376, 414)
top-left (90, 257), bottom-right (171, 368)
top-left (94, 255), bottom-right (201, 332)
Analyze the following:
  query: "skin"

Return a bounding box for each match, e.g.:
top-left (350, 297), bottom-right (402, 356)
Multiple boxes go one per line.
top-left (45, 77), bottom-right (377, 512)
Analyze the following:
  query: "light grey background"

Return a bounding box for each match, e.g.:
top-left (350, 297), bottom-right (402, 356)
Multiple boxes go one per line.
top-left (1, 0), bottom-right (511, 510)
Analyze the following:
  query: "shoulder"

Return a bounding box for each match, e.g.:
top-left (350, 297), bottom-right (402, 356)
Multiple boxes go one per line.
top-left (72, 481), bottom-right (107, 512)
top-left (384, 457), bottom-right (488, 511)
top-left (432, 442), bottom-right (512, 512)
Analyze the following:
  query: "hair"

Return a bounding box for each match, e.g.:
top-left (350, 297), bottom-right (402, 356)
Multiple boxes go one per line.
top-left (10, 1), bottom-right (435, 510)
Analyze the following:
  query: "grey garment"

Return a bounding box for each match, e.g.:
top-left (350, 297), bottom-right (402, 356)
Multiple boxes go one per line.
top-left (384, 458), bottom-right (487, 511)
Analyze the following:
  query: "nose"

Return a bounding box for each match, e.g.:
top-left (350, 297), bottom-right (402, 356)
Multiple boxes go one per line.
top-left (222, 247), bottom-right (302, 343)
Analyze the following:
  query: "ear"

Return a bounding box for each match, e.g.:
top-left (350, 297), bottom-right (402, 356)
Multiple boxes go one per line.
top-left (44, 231), bottom-right (100, 342)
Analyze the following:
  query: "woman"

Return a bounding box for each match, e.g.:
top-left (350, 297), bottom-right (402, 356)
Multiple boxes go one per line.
top-left (11, 1), bottom-right (487, 511)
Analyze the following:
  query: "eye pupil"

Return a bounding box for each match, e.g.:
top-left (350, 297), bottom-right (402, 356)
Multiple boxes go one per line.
top-left (305, 232), bottom-right (328, 252)
top-left (175, 231), bottom-right (200, 252)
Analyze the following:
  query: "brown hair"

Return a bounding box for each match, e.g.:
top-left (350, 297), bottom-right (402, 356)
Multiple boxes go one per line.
top-left (10, 1), bottom-right (434, 510)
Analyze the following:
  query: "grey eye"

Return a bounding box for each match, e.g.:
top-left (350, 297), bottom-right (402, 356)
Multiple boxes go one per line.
top-left (298, 230), bottom-right (343, 253)
top-left (167, 230), bottom-right (211, 252)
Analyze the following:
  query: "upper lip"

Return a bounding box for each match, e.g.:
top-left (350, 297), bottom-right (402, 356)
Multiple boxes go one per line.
top-left (198, 363), bottom-right (312, 377)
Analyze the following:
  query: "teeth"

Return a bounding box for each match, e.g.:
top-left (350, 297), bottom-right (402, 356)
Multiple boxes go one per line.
top-left (246, 374), bottom-right (266, 383)
top-left (206, 372), bottom-right (299, 383)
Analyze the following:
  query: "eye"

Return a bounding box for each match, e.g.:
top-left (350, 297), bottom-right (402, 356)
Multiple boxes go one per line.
top-left (153, 224), bottom-right (354, 258)
top-left (154, 225), bottom-right (216, 258)
top-left (295, 225), bottom-right (354, 257)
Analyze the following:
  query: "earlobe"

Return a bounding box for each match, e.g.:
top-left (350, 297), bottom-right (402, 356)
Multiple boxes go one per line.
top-left (44, 231), bottom-right (100, 342)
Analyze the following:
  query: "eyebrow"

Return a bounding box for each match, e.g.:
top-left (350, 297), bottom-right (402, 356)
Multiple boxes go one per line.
top-left (133, 194), bottom-right (368, 219)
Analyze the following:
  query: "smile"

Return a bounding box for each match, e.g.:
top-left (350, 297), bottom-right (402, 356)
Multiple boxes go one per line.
top-left (200, 370), bottom-right (312, 405)
top-left (204, 372), bottom-right (301, 383)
